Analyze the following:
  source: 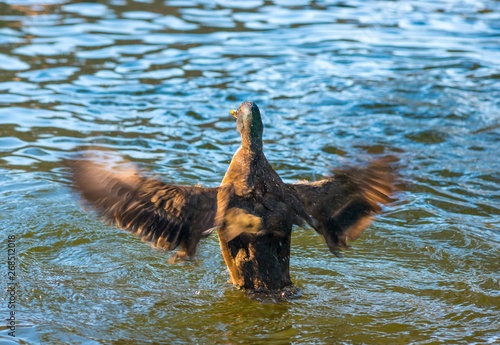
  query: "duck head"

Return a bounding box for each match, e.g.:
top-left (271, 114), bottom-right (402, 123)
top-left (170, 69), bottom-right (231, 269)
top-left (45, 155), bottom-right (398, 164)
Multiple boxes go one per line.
top-left (230, 101), bottom-right (263, 152)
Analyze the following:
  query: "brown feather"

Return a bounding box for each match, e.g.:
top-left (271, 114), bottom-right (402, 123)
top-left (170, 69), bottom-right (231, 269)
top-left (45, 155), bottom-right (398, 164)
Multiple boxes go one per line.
top-left (67, 100), bottom-right (399, 293)
top-left (292, 156), bottom-right (398, 255)
top-left (214, 102), bottom-right (318, 291)
top-left (68, 158), bottom-right (217, 257)
top-left (69, 154), bottom-right (398, 260)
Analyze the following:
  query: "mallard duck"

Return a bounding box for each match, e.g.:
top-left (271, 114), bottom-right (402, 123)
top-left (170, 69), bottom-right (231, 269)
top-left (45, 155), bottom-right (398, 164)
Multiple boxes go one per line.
top-left (69, 101), bottom-right (397, 292)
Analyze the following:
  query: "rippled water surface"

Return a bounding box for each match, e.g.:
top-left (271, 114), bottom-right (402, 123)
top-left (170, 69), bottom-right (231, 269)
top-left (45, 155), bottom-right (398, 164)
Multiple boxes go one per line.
top-left (1, 0), bottom-right (499, 344)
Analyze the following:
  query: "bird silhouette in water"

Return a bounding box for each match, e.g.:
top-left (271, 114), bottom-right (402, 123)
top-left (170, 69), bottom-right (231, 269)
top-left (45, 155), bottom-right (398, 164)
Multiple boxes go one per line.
top-left (69, 101), bottom-right (397, 293)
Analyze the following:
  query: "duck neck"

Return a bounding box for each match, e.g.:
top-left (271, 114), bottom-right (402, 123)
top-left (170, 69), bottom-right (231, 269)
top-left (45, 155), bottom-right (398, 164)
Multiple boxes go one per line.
top-left (239, 119), bottom-right (263, 155)
top-left (240, 136), bottom-right (263, 155)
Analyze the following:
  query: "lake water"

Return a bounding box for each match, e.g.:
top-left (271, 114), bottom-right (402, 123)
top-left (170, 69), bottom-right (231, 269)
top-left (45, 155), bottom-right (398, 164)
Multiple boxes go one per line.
top-left (1, 0), bottom-right (499, 344)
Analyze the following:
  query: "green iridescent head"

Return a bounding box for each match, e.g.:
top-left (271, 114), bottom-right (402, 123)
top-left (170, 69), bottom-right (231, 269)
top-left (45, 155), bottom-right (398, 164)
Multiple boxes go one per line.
top-left (230, 101), bottom-right (263, 151)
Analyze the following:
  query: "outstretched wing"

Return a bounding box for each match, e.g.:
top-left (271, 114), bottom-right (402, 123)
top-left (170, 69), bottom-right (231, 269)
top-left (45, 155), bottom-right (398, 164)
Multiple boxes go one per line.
top-left (68, 158), bottom-right (218, 257)
top-left (292, 157), bottom-right (398, 255)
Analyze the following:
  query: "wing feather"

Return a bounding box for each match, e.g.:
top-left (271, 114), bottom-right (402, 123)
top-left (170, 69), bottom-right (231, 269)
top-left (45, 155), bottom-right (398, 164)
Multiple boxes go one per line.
top-left (68, 158), bottom-right (218, 257)
top-left (69, 155), bottom-right (398, 258)
top-left (292, 157), bottom-right (398, 254)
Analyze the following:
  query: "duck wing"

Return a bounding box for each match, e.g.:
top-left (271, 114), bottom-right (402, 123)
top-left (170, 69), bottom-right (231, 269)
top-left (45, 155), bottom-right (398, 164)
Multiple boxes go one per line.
top-left (291, 157), bottom-right (398, 255)
top-left (68, 159), bottom-right (218, 258)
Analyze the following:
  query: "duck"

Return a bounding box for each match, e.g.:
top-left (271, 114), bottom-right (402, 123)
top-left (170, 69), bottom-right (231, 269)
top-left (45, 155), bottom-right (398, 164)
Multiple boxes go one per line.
top-left (69, 101), bottom-right (397, 293)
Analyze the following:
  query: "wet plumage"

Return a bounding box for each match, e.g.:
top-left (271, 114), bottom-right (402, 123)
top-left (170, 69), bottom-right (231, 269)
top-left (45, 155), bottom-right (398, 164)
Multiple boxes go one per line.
top-left (69, 160), bottom-right (218, 259)
top-left (69, 101), bottom-right (398, 291)
top-left (293, 156), bottom-right (397, 255)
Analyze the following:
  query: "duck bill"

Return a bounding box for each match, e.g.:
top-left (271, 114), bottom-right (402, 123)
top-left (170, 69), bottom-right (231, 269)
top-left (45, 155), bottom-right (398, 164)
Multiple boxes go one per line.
top-left (230, 109), bottom-right (237, 118)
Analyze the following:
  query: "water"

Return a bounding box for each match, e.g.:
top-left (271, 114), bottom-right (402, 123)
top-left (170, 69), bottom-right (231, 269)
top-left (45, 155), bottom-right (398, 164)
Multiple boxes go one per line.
top-left (1, 0), bottom-right (499, 343)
